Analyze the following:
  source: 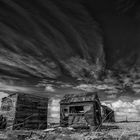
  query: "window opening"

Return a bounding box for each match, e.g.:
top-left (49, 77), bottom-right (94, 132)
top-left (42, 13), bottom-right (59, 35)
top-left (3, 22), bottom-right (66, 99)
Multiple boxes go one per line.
top-left (69, 106), bottom-right (84, 113)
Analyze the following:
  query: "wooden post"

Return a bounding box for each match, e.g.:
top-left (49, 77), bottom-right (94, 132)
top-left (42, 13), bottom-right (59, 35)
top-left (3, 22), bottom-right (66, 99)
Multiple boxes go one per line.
top-left (89, 102), bottom-right (96, 131)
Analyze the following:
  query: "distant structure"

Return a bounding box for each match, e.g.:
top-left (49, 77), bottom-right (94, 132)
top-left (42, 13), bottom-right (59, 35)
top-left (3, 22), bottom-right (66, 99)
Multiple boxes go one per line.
top-left (101, 105), bottom-right (115, 122)
top-left (60, 92), bottom-right (102, 128)
top-left (1, 93), bottom-right (48, 130)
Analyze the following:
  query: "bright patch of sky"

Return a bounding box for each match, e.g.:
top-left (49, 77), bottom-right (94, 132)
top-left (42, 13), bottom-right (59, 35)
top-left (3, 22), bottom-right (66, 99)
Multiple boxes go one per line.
top-left (102, 99), bottom-right (140, 121)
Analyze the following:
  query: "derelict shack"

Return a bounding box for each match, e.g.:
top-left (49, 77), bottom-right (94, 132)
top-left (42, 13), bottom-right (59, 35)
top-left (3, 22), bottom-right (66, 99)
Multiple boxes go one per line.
top-left (101, 105), bottom-right (115, 122)
top-left (60, 92), bottom-right (102, 128)
top-left (1, 93), bottom-right (48, 130)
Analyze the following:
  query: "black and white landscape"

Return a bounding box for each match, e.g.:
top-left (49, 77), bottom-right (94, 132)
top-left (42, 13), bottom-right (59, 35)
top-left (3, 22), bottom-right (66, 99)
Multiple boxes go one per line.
top-left (0, 0), bottom-right (140, 139)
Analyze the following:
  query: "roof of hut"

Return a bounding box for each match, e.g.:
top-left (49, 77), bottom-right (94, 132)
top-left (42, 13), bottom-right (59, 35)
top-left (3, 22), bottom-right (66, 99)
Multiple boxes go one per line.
top-left (60, 92), bottom-right (99, 104)
top-left (101, 105), bottom-right (114, 112)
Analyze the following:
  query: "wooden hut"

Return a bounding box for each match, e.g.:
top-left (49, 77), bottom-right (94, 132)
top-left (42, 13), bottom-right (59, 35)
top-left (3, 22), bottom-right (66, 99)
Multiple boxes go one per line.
top-left (1, 93), bottom-right (48, 130)
top-left (60, 92), bottom-right (102, 128)
top-left (101, 105), bottom-right (115, 123)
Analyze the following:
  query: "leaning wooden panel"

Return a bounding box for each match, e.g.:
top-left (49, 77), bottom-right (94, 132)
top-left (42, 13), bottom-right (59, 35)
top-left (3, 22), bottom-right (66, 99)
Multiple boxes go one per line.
top-left (101, 105), bottom-right (115, 123)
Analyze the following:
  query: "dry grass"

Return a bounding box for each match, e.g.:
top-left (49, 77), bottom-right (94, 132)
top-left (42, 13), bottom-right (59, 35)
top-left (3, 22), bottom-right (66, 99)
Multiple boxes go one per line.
top-left (1, 122), bottom-right (140, 140)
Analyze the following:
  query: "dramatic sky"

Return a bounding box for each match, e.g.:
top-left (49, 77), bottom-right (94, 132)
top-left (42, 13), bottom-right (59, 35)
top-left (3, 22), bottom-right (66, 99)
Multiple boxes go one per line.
top-left (0, 0), bottom-right (140, 122)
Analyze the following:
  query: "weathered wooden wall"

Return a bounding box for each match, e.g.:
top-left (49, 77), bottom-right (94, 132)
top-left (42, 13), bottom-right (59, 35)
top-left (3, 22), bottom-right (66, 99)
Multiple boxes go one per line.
top-left (60, 101), bottom-right (101, 128)
top-left (14, 94), bottom-right (48, 130)
top-left (1, 93), bottom-right (48, 130)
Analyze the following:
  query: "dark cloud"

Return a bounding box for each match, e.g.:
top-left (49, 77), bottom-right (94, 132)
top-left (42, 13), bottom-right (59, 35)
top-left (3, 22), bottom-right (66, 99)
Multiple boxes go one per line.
top-left (0, 0), bottom-right (140, 115)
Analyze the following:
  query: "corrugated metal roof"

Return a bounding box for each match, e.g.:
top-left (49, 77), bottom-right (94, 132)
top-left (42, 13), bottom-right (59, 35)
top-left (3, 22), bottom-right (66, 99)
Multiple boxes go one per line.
top-left (60, 92), bottom-right (99, 104)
